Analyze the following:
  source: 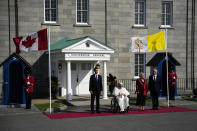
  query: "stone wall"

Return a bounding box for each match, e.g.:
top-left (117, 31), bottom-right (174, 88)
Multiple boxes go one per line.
top-left (0, 0), bottom-right (197, 98)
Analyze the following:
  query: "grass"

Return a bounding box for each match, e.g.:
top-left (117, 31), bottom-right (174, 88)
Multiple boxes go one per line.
top-left (182, 96), bottom-right (197, 102)
top-left (35, 102), bottom-right (64, 112)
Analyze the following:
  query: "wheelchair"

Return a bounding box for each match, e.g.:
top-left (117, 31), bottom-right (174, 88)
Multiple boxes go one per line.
top-left (110, 96), bottom-right (130, 113)
top-left (110, 96), bottom-right (120, 113)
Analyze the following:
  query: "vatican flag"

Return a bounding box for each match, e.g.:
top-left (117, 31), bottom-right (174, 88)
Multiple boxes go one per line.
top-left (131, 36), bottom-right (148, 52)
top-left (131, 31), bottom-right (165, 52)
top-left (147, 31), bottom-right (165, 52)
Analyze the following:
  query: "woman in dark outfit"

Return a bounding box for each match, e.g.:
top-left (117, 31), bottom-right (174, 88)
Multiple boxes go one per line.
top-left (136, 73), bottom-right (148, 111)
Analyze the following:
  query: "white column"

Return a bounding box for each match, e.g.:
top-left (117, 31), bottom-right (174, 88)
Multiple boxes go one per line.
top-left (66, 61), bottom-right (72, 100)
top-left (103, 61), bottom-right (108, 99)
top-left (62, 62), bottom-right (67, 96)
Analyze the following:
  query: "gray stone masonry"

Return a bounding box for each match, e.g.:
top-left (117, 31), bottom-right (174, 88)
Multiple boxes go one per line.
top-left (0, 0), bottom-right (197, 98)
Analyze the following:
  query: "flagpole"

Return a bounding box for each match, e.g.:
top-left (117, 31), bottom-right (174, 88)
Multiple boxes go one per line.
top-left (48, 26), bottom-right (52, 113)
top-left (165, 29), bottom-right (169, 107)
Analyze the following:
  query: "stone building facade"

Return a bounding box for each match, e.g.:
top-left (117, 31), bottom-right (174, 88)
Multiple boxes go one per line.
top-left (0, 0), bottom-right (196, 97)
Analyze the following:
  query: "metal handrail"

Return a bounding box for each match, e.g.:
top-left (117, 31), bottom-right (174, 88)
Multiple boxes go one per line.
top-left (117, 78), bottom-right (197, 95)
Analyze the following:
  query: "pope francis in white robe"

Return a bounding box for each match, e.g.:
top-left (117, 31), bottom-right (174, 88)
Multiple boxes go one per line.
top-left (113, 83), bottom-right (130, 112)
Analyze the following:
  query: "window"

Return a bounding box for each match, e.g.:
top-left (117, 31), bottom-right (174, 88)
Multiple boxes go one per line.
top-left (76, 0), bottom-right (89, 24)
top-left (161, 1), bottom-right (173, 27)
top-left (71, 63), bottom-right (77, 71)
top-left (135, 54), bottom-right (145, 77)
top-left (134, 0), bottom-right (146, 26)
top-left (81, 63), bottom-right (91, 70)
top-left (44, 0), bottom-right (58, 23)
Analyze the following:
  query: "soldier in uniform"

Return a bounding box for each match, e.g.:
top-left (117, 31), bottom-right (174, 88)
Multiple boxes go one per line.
top-left (168, 68), bottom-right (177, 100)
top-left (23, 67), bottom-right (34, 109)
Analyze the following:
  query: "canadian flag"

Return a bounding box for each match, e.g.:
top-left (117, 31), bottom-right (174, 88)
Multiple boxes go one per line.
top-left (13, 28), bottom-right (48, 54)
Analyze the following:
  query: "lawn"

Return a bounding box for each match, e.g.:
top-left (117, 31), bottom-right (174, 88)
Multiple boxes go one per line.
top-left (182, 96), bottom-right (197, 102)
top-left (35, 102), bottom-right (64, 112)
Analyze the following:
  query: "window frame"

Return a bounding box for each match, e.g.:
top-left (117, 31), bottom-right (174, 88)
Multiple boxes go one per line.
top-left (161, 1), bottom-right (173, 27)
top-left (44, 0), bottom-right (58, 23)
top-left (134, 0), bottom-right (146, 27)
top-left (134, 53), bottom-right (146, 78)
top-left (76, 0), bottom-right (89, 25)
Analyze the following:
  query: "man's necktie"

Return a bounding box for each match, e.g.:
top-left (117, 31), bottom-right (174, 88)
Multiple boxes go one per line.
top-left (96, 75), bottom-right (98, 80)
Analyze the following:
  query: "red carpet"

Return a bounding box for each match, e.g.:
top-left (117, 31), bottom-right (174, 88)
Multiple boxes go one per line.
top-left (45, 107), bottom-right (197, 120)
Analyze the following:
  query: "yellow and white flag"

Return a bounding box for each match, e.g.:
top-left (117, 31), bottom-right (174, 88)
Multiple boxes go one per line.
top-left (131, 31), bottom-right (165, 52)
top-left (131, 36), bottom-right (148, 52)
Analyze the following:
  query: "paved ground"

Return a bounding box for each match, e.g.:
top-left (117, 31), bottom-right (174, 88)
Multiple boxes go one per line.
top-left (0, 96), bottom-right (197, 131)
top-left (43, 95), bottom-right (197, 113)
top-left (0, 106), bottom-right (197, 131)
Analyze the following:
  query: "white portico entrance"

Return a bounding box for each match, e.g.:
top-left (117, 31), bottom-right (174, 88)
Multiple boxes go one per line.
top-left (50, 36), bottom-right (114, 100)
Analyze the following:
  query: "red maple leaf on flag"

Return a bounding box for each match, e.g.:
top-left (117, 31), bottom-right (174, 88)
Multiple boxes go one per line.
top-left (22, 36), bottom-right (36, 48)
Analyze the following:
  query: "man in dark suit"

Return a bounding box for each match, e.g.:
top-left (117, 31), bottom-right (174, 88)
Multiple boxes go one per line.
top-left (148, 69), bottom-right (161, 110)
top-left (89, 67), bottom-right (103, 114)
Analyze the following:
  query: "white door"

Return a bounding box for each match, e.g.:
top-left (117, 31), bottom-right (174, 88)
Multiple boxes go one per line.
top-left (71, 63), bottom-right (93, 95)
top-left (71, 63), bottom-right (79, 95)
top-left (78, 63), bottom-right (93, 95)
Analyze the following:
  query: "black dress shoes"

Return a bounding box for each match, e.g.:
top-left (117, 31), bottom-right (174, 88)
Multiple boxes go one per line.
top-left (91, 111), bottom-right (95, 114)
top-left (152, 107), bottom-right (158, 110)
top-left (96, 111), bottom-right (101, 113)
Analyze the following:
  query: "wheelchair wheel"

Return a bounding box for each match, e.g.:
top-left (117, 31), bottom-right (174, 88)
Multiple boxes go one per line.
top-left (110, 97), bottom-right (115, 111)
top-left (114, 101), bottom-right (120, 113)
top-left (110, 97), bottom-right (120, 113)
